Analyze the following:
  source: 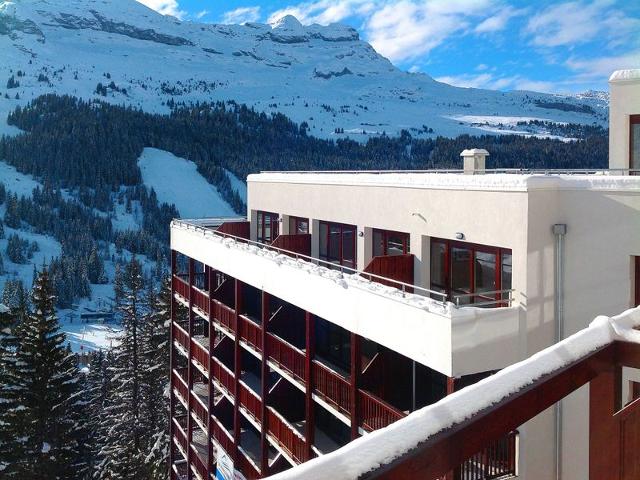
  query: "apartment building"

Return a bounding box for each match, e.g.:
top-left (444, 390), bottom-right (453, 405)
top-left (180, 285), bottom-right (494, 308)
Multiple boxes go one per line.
top-left (169, 69), bottom-right (640, 480)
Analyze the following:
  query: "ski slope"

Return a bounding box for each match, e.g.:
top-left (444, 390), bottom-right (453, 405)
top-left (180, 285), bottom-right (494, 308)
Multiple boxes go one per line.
top-left (138, 148), bottom-right (236, 218)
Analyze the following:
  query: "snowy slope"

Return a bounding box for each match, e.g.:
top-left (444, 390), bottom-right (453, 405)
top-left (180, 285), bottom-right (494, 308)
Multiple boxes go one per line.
top-left (0, 0), bottom-right (607, 141)
top-left (138, 147), bottom-right (236, 218)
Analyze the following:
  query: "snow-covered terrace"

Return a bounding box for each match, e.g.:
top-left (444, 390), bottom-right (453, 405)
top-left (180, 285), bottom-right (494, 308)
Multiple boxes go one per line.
top-left (171, 219), bottom-right (522, 377)
top-left (265, 306), bottom-right (640, 480)
top-left (250, 169), bottom-right (640, 192)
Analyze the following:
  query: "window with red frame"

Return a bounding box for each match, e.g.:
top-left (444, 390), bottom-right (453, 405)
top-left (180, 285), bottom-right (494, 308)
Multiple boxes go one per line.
top-left (319, 221), bottom-right (356, 269)
top-left (256, 210), bottom-right (279, 244)
top-left (631, 115), bottom-right (640, 174)
top-left (372, 228), bottom-right (410, 257)
top-left (289, 216), bottom-right (309, 234)
top-left (430, 238), bottom-right (512, 306)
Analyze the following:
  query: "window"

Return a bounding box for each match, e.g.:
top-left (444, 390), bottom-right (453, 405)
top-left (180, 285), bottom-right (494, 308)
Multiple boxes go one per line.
top-left (631, 115), bottom-right (640, 174)
top-left (372, 229), bottom-right (410, 257)
top-left (319, 221), bottom-right (356, 269)
top-left (256, 211), bottom-right (279, 244)
top-left (289, 216), bottom-right (309, 234)
top-left (430, 238), bottom-right (512, 306)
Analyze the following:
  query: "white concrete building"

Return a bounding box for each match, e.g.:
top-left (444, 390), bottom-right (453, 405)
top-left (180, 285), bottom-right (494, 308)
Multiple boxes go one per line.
top-left (169, 70), bottom-right (640, 480)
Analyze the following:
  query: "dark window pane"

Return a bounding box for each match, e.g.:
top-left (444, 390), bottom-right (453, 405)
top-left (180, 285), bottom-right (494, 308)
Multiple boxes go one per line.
top-left (475, 251), bottom-right (497, 296)
top-left (296, 219), bottom-right (308, 234)
top-left (451, 247), bottom-right (471, 303)
top-left (430, 242), bottom-right (447, 290)
top-left (373, 230), bottom-right (384, 257)
top-left (387, 232), bottom-right (406, 256)
top-left (328, 225), bottom-right (341, 263)
top-left (319, 222), bottom-right (328, 258)
top-left (264, 215), bottom-right (271, 242)
top-left (632, 123), bottom-right (640, 171)
top-left (342, 227), bottom-right (355, 267)
top-left (501, 253), bottom-right (512, 298)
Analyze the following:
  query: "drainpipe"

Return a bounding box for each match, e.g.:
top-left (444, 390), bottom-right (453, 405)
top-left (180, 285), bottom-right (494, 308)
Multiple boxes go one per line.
top-left (552, 223), bottom-right (567, 480)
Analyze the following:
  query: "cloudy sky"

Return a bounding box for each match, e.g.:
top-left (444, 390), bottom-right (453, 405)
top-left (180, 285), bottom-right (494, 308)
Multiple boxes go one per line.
top-left (137, 0), bottom-right (639, 93)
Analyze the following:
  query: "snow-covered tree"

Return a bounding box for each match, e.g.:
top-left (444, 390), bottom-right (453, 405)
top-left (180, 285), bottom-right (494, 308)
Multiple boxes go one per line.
top-left (0, 304), bottom-right (20, 475)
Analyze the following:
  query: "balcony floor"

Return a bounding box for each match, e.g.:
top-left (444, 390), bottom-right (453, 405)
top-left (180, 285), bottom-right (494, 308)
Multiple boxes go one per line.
top-left (292, 420), bottom-right (342, 455)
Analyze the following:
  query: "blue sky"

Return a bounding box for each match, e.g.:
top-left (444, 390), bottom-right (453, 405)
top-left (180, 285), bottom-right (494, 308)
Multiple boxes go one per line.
top-left (138, 0), bottom-right (640, 93)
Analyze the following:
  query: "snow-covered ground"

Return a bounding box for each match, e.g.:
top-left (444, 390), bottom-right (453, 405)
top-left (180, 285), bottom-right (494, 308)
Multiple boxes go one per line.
top-left (0, 160), bottom-right (42, 197)
top-left (0, 0), bottom-right (607, 142)
top-left (138, 147), bottom-right (236, 218)
top-left (225, 169), bottom-right (248, 203)
top-left (449, 115), bottom-right (577, 141)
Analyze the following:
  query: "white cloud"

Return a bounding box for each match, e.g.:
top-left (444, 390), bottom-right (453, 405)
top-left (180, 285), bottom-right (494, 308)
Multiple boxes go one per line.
top-left (221, 6), bottom-right (262, 25)
top-left (525, 0), bottom-right (638, 48)
top-left (136, 0), bottom-right (185, 19)
top-left (267, 0), bottom-right (373, 25)
top-left (474, 6), bottom-right (526, 34)
top-left (565, 50), bottom-right (640, 81)
top-left (436, 72), bottom-right (555, 92)
top-left (196, 10), bottom-right (209, 20)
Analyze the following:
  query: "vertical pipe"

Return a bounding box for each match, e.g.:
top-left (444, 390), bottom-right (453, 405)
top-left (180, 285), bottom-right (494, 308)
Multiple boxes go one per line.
top-left (304, 311), bottom-right (315, 460)
top-left (260, 290), bottom-right (269, 475)
top-left (187, 257), bottom-right (194, 480)
top-left (350, 332), bottom-right (360, 440)
top-left (206, 266), bottom-right (214, 479)
top-left (553, 224), bottom-right (567, 480)
top-left (233, 279), bottom-right (242, 463)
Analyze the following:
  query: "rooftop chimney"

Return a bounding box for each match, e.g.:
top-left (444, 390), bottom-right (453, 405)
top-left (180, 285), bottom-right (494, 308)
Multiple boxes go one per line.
top-left (460, 148), bottom-right (489, 175)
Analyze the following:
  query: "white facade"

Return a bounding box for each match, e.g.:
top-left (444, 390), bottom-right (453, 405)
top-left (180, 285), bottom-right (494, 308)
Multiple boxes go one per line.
top-left (171, 69), bottom-right (640, 480)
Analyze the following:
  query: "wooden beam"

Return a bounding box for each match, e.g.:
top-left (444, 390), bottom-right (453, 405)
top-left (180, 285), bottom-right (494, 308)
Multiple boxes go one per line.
top-left (365, 343), bottom-right (616, 480)
top-left (233, 278), bottom-right (243, 463)
top-left (616, 341), bottom-right (640, 370)
top-left (261, 290), bottom-right (270, 475)
top-left (589, 366), bottom-right (622, 479)
top-left (169, 250), bottom-right (177, 475)
top-left (187, 257), bottom-right (194, 480)
top-left (207, 265), bottom-right (215, 479)
top-left (351, 332), bottom-right (361, 440)
top-left (305, 311), bottom-right (315, 460)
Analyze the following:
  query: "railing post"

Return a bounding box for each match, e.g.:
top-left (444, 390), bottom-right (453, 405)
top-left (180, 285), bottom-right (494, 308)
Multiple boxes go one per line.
top-left (304, 311), bottom-right (315, 460)
top-left (186, 256), bottom-right (194, 480)
top-left (350, 332), bottom-right (361, 440)
top-left (233, 278), bottom-right (242, 464)
top-left (260, 290), bottom-right (270, 475)
top-left (169, 250), bottom-right (177, 476)
top-left (207, 266), bottom-right (215, 479)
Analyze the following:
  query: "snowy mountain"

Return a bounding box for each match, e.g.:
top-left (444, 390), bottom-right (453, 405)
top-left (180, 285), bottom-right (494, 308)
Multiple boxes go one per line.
top-left (0, 0), bottom-right (607, 140)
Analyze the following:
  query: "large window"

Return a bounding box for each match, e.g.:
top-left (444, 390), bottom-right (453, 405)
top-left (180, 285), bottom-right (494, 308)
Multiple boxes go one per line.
top-left (256, 211), bottom-right (279, 244)
top-left (289, 216), bottom-right (309, 234)
top-left (632, 115), bottom-right (640, 174)
top-left (319, 221), bottom-right (356, 269)
top-left (372, 229), bottom-right (410, 257)
top-left (430, 238), bottom-right (512, 306)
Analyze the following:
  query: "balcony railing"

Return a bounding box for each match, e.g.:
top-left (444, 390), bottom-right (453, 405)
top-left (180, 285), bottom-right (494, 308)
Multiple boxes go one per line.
top-left (173, 322), bottom-right (189, 352)
top-left (173, 274), bottom-right (190, 300)
top-left (359, 388), bottom-right (406, 432)
top-left (190, 393), bottom-right (208, 428)
top-left (237, 447), bottom-right (261, 479)
top-left (239, 382), bottom-right (262, 423)
top-left (213, 300), bottom-right (236, 333)
top-left (192, 286), bottom-right (210, 315)
top-left (266, 333), bottom-right (306, 384)
top-left (191, 338), bottom-right (209, 373)
top-left (173, 418), bottom-right (188, 456)
top-left (190, 446), bottom-right (208, 480)
top-left (313, 360), bottom-right (351, 416)
top-left (212, 357), bottom-right (234, 396)
top-left (211, 416), bottom-right (235, 457)
top-left (453, 431), bottom-right (518, 480)
top-left (266, 407), bottom-right (306, 464)
top-left (173, 369), bottom-right (189, 405)
top-left (239, 315), bottom-right (263, 352)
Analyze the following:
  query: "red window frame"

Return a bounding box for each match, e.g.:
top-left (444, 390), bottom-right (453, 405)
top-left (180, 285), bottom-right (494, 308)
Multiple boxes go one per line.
top-left (319, 220), bottom-right (357, 269)
top-left (372, 228), bottom-right (410, 257)
top-left (289, 216), bottom-right (309, 234)
top-left (635, 256), bottom-right (640, 307)
top-left (430, 237), bottom-right (512, 306)
top-left (256, 210), bottom-right (279, 244)
top-left (631, 115), bottom-right (640, 174)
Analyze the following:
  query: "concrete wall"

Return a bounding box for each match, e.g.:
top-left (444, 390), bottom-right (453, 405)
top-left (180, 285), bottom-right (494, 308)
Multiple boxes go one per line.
top-left (609, 70), bottom-right (640, 170)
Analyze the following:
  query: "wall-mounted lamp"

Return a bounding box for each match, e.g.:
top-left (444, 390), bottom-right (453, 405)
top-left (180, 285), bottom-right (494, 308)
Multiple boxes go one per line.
top-left (455, 232), bottom-right (465, 240)
top-left (358, 231), bottom-right (364, 237)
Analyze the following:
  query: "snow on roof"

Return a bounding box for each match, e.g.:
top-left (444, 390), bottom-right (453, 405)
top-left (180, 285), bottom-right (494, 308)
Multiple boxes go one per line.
top-left (249, 172), bottom-right (640, 193)
top-left (266, 306), bottom-right (640, 480)
top-left (609, 69), bottom-right (640, 83)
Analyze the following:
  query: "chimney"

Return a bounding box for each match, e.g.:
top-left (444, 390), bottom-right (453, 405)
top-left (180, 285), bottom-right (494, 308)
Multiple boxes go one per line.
top-left (460, 148), bottom-right (489, 175)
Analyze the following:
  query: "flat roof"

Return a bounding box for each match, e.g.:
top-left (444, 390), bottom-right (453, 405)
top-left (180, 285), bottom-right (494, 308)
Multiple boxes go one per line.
top-left (248, 171), bottom-right (640, 193)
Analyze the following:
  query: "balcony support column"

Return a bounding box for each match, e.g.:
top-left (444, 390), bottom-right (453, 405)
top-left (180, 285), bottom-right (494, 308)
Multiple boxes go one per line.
top-left (169, 250), bottom-right (177, 474)
top-left (233, 279), bottom-right (243, 462)
top-left (187, 257), bottom-right (195, 479)
top-left (350, 332), bottom-right (361, 440)
top-left (260, 290), bottom-right (270, 475)
top-left (304, 311), bottom-right (315, 460)
top-left (444, 376), bottom-right (458, 480)
top-left (206, 265), bottom-right (215, 479)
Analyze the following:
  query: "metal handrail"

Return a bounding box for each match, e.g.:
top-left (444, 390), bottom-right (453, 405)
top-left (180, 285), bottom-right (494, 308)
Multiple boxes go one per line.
top-left (259, 168), bottom-right (640, 175)
top-left (454, 289), bottom-right (515, 307)
top-left (173, 218), bottom-right (447, 302)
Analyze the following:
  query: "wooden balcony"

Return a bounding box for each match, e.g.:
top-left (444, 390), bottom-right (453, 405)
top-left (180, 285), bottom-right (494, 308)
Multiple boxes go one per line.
top-left (266, 407), bottom-right (306, 464)
top-left (192, 285), bottom-right (210, 315)
top-left (239, 381), bottom-right (263, 424)
top-left (173, 369), bottom-right (189, 406)
top-left (359, 388), bottom-right (406, 432)
top-left (271, 233), bottom-right (311, 257)
top-left (173, 322), bottom-right (189, 353)
top-left (191, 337), bottom-right (210, 373)
top-left (213, 300), bottom-right (236, 334)
top-left (217, 220), bottom-right (250, 240)
top-left (237, 447), bottom-right (261, 479)
top-left (363, 254), bottom-right (414, 291)
top-left (239, 314), bottom-right (263, 352)
top-left (313, 360), bottom-right (351, 416)
top-left (173, 417), bottom-right (189, 458)
top-left (266, 333), bottom-right (306, 384)
top-left (212, 356), bottom-right (234, 397)
top-left (173, 274), bottom-right (190, 300)
top-left (211, 416), bottom-right (235, 457)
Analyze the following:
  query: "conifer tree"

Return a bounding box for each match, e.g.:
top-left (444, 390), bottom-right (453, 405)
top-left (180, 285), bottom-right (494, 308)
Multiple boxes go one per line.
top-left (0, 304), bottom-right (20, 475)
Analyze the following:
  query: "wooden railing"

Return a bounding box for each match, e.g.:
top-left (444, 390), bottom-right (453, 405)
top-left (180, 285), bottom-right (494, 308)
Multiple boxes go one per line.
top-left (191, 338), bottom-right (209, 373)
top-left (211, 416), bottom-right (235, 457)
top-left (313, 360), bottom-right (351, 416)
top-left (173, 369), bottom-right (189, 405)
top-left (271, 233), bottom-right (311, 256)
top-left (266, 407), bottom-right (306, 464)
top-left (211, 357), bottom-right (234, 396)
top-left (190, 446), bottom-right (208, 480)
top-left (363, 254), bottom-right (415, 291)
top-left (239, 315), bottom-right (262, 351)
top-left (172, 462), bottom-right (188, 480)
top-left (173, 417), bottom-right (188, 456)
top-left (173, 322), bottom-right (190, 352)
top-left (190, 394), bottom-right (208, 428)
top-left (359, 388), bottom-right (406, 432)
top-left (267, 333), bottom-right (306, 383)
top-left (217, 221), bottom-right (250, 240)
top-left (173, 274), bottom-right (190, 300)
top-left (192, 286), bottom-right (210, 315)
top-left (454, 431), bottom-right (517, 480)
top-left (213, 301), bottom-right (236, 333)
top-left (239, 382), bottom-right (262, 423)
top-left (236, 448), bottom-right (261, 479)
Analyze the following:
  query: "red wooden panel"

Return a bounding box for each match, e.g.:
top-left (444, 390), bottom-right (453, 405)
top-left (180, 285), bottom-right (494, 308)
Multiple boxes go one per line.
top-left (359, 388), bottom-right (406, 432)
top-left (192, 286), bottom-right (210, 315)
top-left (266, 407), bottom-right (306, 464)
top-left (363, 254), bottom-right (414, 291)
top-left (211, 416), bottom-right (235, 457)
top-left (173, 322), bottom-right (189, 352)
top-left (271, 234), bottom-right (312, 257)
top-left (212, 357), bottom-right (234, 395)
top-left (313, 360), bottom-right (351, 416)
top-left (239, 382), bottom-right (262, 423)
top-left (190, 445), bottom-right (208, 480)
top-left (191, 339), bottom-right (209, 374)
top-left (621, 411), bottom-right (640, 480)
top-left (173, 369), bottom-right (189, 405)
top-left (173, 274), bottom-right (190, 301)
top-left (190, 394), bottom-right (208, 427)
top-left (267, 333), bottom-right (306, 383)
top-left (213, 301), bottom-right (237, 333)
top-left (635, 257), bottom-right (640, 307)
top-left (217, 221), bottom-right (250, 240)
top-left (239, 315), bottom-right (263, 351)
top-left (173, 417), bottom-right (188, 455)
top-left (236, 449), bottom-right (261, 479)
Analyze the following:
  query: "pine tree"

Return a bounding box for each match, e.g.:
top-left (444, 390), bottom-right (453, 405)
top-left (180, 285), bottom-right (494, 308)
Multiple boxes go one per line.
top-left (0, 304), bottom-right (20, 475)
top-left (1, 270), bottom-right (85, 478)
